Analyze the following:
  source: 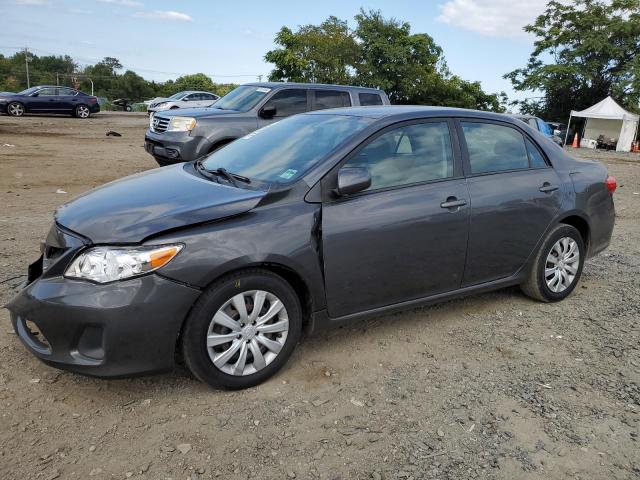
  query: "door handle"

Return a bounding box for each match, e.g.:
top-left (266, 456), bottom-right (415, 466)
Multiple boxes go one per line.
top-left (539, 182), bottom-right (559, 193)
top-left (440, 197), bottom-right (467, 209)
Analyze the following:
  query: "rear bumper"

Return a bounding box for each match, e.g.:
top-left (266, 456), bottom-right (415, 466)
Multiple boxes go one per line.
top-left (6, 274), bottom-right (200, 377)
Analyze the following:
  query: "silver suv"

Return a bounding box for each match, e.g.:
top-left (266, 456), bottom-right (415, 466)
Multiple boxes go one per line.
top-left (145, 82), bottom-right (390, 166)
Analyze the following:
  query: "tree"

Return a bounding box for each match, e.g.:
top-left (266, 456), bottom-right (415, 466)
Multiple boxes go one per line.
top-left (353, 10), bottom-right (443, 103)
top-left (265, 10), bottom-right (506, 111)
top-left (505, 0), bottom-right (640, 120)
top-left (265, 16), bottom-right (359, 84)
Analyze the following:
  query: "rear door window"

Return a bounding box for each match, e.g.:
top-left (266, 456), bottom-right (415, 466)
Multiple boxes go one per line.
top-left (359, 93), bottom-right (383, 106)
top-left (312, 90), bottom-right (351, 110)
top-left (57, 88), bottom-right (76, 96)
top-left (461, 122), bottom-right (530, 174)
top-left (263, 89), bottom-right (308, 117)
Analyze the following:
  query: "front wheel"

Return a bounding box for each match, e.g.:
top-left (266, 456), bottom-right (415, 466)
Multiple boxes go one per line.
top-left (521, 224), bottom-right (585, 302)
top-left (181, 269), bottom-right (302, 389)
top-left (7, 102), bottom-right (25, 117)
top-left (74, 104), bottom-right (91, 118)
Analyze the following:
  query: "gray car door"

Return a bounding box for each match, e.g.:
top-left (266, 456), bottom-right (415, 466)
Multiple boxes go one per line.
top-left (458, 120), bottom-right (563, 286)
top-left (321, 119), bottom-right (470, 318)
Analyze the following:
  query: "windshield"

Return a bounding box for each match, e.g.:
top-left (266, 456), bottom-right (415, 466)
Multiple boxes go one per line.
top-left (211, 85), bottom-right (271, 112)
top-left (168, 91), bottom-right (188, 100)
top-left (18, 87), bottom-right (39, 95)
top-left (202, 114), bottom-right (374, 184)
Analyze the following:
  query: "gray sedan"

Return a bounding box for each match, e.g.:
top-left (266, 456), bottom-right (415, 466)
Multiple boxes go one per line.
top-left (7, 106), bottom-right (615, 389)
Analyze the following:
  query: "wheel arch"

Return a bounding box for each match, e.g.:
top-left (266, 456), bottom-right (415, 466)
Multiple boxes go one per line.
top-left (556, 213), bottom-right (590, 253)
top-left (174, 261), bottom-right (317, 360)
top-left (207, 137), bottom-right (237, 154)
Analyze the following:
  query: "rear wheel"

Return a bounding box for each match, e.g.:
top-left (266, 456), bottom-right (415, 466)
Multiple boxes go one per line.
top-left (8, 102), bottom-right (24, 117)
top-left (181, 269), bottom-right (302, 389)
top-left (74, 104), bottom-right (91, 118)
top-left (521, 224), bottom-right (585, 302)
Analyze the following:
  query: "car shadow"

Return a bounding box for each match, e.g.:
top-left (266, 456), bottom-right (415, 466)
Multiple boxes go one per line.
top-left (21, 285), bottom-right (526, 398)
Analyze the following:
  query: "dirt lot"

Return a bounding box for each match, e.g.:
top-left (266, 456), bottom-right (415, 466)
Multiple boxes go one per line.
top-left (0, 113), bottom-right (638, 480)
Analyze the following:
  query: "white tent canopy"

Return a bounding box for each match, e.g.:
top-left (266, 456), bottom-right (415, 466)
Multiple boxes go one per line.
top-left (566, 96), bottom-right (639, 152)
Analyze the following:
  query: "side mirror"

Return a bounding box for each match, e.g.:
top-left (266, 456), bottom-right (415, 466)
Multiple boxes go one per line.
top-left (335, 167), bottom-right (371, 196)
top-left (31, 92), bottom-right (39, 97)
top-left (259, 105), bottom-right (276, 119)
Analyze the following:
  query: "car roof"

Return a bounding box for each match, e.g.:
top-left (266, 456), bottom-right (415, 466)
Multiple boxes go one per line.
top-left (511, 114), bottom-right (538, 120)
top-left (306, 105), bottom-right (518, 122)
top-left (244, 82), bottom-right (385, 93)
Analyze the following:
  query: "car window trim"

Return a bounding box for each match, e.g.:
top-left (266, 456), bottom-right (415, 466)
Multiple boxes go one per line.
top-left (454, 118), bottom-right (552, 178)
top-left (320, 117), bottom-right (463, 203)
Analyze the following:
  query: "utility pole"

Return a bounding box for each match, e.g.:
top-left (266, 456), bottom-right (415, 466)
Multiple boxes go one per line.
top-left (24, 47), bottom-right (30, 88)
top-left (56, 72), bottom-right (59, 86)
top-left (257, 75), bottom-right (263, 82)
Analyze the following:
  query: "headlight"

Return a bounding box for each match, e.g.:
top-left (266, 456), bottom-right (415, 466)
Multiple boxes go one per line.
top-left (154, 102), bottom-right (167, 108)
top-left (167, 117), bottom-right (197, 132)
top-left (65, 244), bottom-right (183, 283)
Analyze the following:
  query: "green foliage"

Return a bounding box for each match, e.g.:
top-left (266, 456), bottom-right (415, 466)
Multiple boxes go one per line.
top-left (505, 0), bottom-right (640, 120)
top-left (159, 73), bottom-right (238, 97)
top-left (265, 16), bottom-right (359, 84)
top-left (0, 54), bottom-right (238, 102)
top-left (265, 9), bottom-right (506, 111)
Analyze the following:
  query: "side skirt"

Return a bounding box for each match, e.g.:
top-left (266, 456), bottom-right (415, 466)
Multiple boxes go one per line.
top-left (307, 273), bottom-right (525, 335)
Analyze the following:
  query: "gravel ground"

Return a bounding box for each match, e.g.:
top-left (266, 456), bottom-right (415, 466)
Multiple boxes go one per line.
top-left (0, 114), bottom-right (638, 480)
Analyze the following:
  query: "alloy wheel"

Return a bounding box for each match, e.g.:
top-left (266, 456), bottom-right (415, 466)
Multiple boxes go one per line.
top-left (8, 103), bottom-right (24, 116)
top-left (544, 237), bottom-right (580, 293)
top-left (206, 290), bottom-right (289, 376)
top-left (77, 105), bottom-right (90, 118)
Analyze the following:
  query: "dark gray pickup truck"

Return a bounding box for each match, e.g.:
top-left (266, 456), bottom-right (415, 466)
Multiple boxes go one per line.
top-left (144, 82), bottom-right (390, 166)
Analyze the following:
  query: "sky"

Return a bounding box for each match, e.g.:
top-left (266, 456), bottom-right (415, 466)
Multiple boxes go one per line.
top-left (0, 0), bottom-right (552, 101)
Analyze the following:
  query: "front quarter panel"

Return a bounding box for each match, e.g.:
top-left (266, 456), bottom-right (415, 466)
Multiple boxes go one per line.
top-left (149, 200), bottom-right (326, 311)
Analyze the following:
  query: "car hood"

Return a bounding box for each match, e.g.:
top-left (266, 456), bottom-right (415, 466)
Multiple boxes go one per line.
top-left (55, 164), bottom-right (266, 243)
top-left (156, 107), bottom-right (243, 119)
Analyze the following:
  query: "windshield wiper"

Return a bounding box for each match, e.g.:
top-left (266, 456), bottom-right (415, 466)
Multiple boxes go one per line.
top-left (194, 159), bottom-right (219, 182)
top-left (212, 167), bottom-right (253, 186)
top-left (195, 160), bottom-right (251, 186)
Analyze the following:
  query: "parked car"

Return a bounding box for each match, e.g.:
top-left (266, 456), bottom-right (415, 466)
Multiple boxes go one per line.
top-left (144, 82), bottom-right (391, 166)
top-left (547, 122), bottom-right (567, 139)
top-left (7, 106), bottom-right (616, 389)
top-left (511, 114), bottom-right (563, 146)
top-left (0, 86), bottom-right (100, 118)
top-left (146, 91), bottom-right (220, 114)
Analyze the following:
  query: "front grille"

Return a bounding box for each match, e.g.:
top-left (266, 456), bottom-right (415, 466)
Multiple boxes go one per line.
top-left (151, 115), bottom-right (170, 133)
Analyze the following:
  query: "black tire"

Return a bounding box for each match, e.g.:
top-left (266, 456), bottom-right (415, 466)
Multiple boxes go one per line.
top-left (125, 105), bottom-right (132, 112)
top-left (181, 269), bottom-right (302, 389)
top-left (521, 224), bottom-right (585, 302)
top-left (7, 102), bottom-right (25, 117)
top-left (74, 104), bottom-right (91, 119)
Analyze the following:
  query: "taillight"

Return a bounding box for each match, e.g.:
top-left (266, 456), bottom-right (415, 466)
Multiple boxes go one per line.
top-left (88, 97), bottom-right (98, 104)
top-left (605, 175), bottom-right (617, 193)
